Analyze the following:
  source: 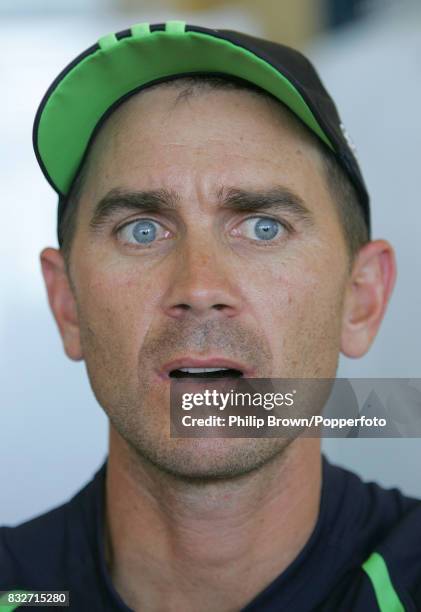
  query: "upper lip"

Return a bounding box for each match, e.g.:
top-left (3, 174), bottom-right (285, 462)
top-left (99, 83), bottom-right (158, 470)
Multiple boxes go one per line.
top-left (158, 357), bottom-right (254, 379)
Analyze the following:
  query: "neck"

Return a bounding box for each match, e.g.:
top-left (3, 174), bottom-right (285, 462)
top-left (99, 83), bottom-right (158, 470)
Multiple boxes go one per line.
top-left (104, 431), bottom-right (322, 612)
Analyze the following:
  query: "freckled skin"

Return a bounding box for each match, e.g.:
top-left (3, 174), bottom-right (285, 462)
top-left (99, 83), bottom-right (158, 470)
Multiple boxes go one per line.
top-left (68, 87), bottom-right (350, 478)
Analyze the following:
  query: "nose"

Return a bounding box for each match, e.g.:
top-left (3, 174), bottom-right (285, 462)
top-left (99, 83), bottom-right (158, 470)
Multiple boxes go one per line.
top-left (161, 236), bottom-right (243, 320)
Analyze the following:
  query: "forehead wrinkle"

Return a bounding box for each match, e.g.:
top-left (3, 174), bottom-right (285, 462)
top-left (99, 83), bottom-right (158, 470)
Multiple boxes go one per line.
top-left (81, 86), bottom-right (328, 220)
top-left (92, 85), bottom-right (310, 158)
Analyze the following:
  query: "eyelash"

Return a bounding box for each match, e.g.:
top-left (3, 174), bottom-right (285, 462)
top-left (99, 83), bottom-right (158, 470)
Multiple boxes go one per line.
top-left (115, 215), bottom-right (292, 247)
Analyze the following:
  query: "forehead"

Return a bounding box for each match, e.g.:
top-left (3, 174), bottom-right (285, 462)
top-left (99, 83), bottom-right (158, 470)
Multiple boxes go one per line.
top-left (80, 84), bottom-right (328, 206)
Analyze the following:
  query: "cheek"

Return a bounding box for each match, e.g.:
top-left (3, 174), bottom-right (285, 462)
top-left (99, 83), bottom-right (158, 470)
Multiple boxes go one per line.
top-left (248, 254), bottom-right (346, 375)
top-left (74, 261), bottom-right (161, 363)
top-left (72, 262), bottom-right (167, 411)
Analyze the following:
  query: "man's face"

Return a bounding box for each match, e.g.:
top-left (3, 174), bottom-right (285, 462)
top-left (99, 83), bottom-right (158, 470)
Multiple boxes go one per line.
top-left (66, 86), bottom-right (350, 478)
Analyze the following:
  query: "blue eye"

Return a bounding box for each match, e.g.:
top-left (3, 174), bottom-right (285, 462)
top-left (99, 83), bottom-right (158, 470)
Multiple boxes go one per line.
top-left (132, 220), bottom-right (156, 243)
top-left (239, 217), bottom-right (283, 241)
top-left (254, 218), bottom-right (279, 240)
top-left (118, 219), bottom-right (168, 245)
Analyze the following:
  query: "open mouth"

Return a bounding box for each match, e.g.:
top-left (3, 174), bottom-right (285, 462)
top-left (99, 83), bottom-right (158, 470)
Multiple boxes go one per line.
top-left (169, 367), bottom-right (244, 379)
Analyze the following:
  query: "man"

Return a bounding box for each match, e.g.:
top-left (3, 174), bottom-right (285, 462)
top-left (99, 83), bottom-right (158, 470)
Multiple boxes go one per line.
top-left (1, 21), bottom-right (420, 612)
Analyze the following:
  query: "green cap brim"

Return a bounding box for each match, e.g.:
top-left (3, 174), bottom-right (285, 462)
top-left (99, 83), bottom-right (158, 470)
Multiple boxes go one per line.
top-left (35, 21), bottom-right (334, 197)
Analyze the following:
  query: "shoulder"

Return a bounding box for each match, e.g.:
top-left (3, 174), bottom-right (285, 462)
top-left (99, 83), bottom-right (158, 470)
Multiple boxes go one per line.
top-left (325, 459), bottom-right (421, 527)
top-left (0, 500), bottom-right (71, 587)
top-left (326, 460), bottom-right (421, 610)
top-left (0, 462), bottom-right (106, 590)
top-left (374, 498), bottom-right (421, 610)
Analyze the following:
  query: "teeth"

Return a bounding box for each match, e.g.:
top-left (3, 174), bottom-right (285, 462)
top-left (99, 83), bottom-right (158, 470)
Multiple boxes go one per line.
top-left (179, 367), bottom-right (230, 373)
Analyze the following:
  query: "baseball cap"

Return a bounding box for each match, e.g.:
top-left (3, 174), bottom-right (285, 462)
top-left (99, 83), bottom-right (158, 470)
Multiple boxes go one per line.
top-left (32, 20), bottom-right (371, 243)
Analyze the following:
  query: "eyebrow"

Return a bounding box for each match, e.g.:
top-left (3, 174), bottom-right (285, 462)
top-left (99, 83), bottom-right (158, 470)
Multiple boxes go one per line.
top-left (88, 185), bottom-right (313, 231)
top-left (218, 186), bottom-right (313, 223)
top-left (89, 188), bottom-right (179, 231)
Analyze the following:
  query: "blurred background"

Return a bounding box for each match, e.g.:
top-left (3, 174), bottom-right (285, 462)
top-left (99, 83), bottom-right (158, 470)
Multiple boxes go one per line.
top-left (1, 0), bottom-right (420, 525)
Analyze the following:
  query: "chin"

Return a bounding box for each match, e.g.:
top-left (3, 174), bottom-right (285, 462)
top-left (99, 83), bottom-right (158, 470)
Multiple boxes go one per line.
top-left (133, 437), bottom-right (290, 482)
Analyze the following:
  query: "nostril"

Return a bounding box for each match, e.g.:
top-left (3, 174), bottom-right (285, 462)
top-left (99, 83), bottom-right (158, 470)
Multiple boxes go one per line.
top-left (168, 304), bottom-right (190, 316)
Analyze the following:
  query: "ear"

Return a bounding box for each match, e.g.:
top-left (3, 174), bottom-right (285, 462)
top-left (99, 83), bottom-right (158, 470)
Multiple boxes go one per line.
top-left (341, 239), bottom-right (397, 358)
top-left (40, 247), bottom-right (83, 361)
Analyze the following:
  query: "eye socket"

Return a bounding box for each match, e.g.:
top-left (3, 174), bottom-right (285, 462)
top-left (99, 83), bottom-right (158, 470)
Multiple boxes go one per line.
top-left (116, 215), bottom-right (286, 247)
top-left (234, 216), bottom-right (286, 242)
top-left (117, 219), bottom-right (170, 245)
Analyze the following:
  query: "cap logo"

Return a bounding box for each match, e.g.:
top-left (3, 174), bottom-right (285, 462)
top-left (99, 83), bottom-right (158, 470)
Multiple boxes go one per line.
top-left (340, 121), bottom-right (359, 159)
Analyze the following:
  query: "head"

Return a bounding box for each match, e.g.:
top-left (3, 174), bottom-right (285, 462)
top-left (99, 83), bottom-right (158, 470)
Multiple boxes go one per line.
top-left (40, 76), bottom-right (396, 480)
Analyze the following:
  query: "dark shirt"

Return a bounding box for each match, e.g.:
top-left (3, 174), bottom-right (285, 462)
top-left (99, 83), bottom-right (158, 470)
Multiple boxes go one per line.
top-left (1, 456), bottom-right (421, 611)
